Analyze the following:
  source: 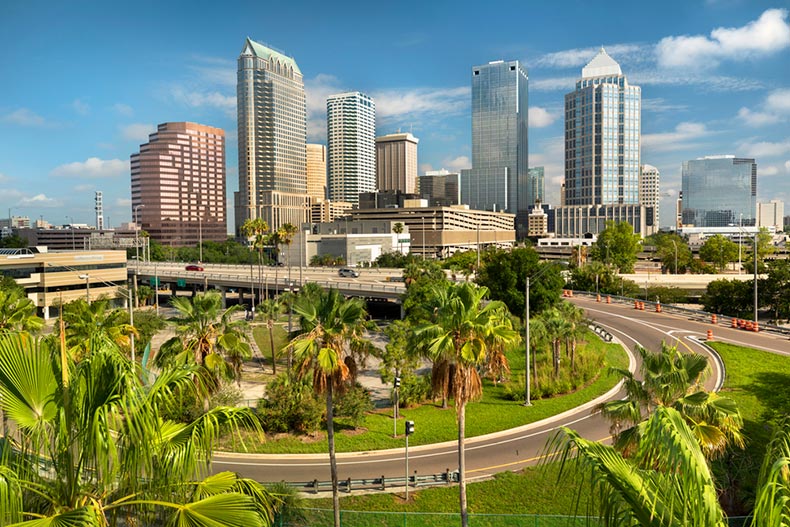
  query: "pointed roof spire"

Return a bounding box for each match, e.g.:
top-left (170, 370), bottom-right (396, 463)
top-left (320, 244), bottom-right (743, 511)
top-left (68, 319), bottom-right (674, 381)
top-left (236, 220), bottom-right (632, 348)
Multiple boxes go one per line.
top-left (582, 48), bottom-right (622, 79)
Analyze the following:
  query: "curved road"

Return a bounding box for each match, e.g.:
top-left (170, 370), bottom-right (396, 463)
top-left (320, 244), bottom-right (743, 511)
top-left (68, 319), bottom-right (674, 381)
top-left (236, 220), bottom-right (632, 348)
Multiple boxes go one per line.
top-left (213, 296), bottom-right (790, 485)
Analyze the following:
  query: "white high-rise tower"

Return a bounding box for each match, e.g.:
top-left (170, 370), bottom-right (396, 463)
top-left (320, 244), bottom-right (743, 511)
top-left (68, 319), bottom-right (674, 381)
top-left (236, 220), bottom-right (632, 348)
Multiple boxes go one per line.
top-left (327, 92), bottom-right (376, 206)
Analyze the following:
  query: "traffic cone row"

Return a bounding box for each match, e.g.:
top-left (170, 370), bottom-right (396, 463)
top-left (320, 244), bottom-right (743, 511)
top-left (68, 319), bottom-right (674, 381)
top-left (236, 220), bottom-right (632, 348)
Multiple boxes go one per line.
top-left (562, 290), bottom-right (574, 297)
top-left (634, 301), bottom-right (645, 310)
top-left (732, 318), bottom-right (759, 332)
top-left (711, 314), bottom-right (718, 325)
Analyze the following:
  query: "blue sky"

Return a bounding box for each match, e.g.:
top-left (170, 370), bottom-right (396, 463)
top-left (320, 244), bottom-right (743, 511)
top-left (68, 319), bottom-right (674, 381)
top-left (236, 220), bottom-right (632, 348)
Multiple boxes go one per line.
top-left (1, 0), bottom-right (789, 229)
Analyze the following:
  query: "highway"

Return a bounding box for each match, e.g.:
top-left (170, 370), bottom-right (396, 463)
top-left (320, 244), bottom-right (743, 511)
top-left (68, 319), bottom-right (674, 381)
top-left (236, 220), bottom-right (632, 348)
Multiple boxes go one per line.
top-left (212, 295), bottom-right (790, 486)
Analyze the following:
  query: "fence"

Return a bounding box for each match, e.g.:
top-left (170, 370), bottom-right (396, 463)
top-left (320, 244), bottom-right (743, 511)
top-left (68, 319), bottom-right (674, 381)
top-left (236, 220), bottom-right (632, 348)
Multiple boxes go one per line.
top-left (281, 509), bottom-right (752, 527)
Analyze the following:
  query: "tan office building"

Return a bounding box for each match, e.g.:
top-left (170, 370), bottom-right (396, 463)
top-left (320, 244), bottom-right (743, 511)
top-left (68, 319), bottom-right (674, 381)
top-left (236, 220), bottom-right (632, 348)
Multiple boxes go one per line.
top-left (376, 133), bottom-right (419, 194)
top-left (131, 122), bottom-right (226, 247)
top-left (306, 143), bottom-right (327, 201)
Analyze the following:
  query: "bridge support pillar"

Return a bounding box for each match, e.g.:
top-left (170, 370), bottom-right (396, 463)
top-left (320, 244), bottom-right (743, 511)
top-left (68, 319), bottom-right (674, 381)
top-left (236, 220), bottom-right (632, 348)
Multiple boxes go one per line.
top-left (220, 287), bottom-right (227, 308)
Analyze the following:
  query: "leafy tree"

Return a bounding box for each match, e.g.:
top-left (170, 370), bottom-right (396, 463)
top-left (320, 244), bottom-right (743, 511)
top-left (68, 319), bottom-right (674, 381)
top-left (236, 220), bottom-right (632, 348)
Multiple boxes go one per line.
top-left (157, 292), bottom-right (252, 388)
top-left (137, 284), bottom-right (154, 306)
top-left (377, 319), bottom-right (422, 393)
top-left (373, 251), bottom-right (419, 268)
top-left (289, 287), bottom-right (370, 527)
top-left (701, 279), bottom-right (754, 318)
top-left (568, 261), bottom-right (641, 297)
top-left (761, 259), bottom-right (790, 321)
top-left (442, 249), bottom-right (479, 278)
top-left (744, 227), bottom-right (775, 273)
top-left (0, 331), bottom-right (277, 526)
top-left (590, 220), bottom-right (642, 272)
top-left (699, 234), bottom-right (740, 272)
top-left (0, 281), bottom-right (43, 333)
top-left (402, 260), bottom-right (449, 323)
top-left (649, 232), bottom-right (693, 274)
top-left (597, 343), bottom-right (743, 459)
top-left (60, 298), bottom-right (135, 358)
top-left (415, 282), bottom-right (519, 527)
top-left (257, 374), bottom-right (323, 434)
top-left (0, 234), bottom-right (27, 248)
top-left (476, 247), bottom-right (563, 318)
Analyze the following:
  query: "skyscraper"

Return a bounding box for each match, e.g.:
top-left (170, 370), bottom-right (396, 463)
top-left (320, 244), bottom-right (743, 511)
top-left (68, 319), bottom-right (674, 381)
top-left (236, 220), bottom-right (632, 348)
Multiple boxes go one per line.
top-left (327, 92), bottom-right (376, 206)
top-left (555, 49), bottom-right (651, 236)
top-left (235, 37), bottom-right (308, 236)
top-left (306, 143), bottom-right (327, 201)
top-left (131, 122), bottom-right (226, 246)
top-left (376, 132), bottom-right (419, 194)
top-left (420, 169), bottom-right (460, 207)
top-left (460, 60), bottom-right (529, 234)
top-left (681, 156), bottom-right (757, 227)
top-left (639, 164), bottom-right (660, 227)
top-left (527, 167), bottom-right (545, 206)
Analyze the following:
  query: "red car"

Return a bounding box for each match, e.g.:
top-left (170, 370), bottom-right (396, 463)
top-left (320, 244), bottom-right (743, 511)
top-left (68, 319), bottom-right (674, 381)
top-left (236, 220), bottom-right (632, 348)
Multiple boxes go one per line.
top-left (185, 264), bottom-right (204, 271)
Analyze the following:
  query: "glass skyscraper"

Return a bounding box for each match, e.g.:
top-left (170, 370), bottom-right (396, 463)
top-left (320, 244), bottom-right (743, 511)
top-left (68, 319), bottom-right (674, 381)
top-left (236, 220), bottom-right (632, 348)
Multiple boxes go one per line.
top-left (563, 49), bottom-right (640, 207)
top-left (681, 156), bottom-right (757, 227)
top-left (235, 38), bottom-right (308, 236)
top-left (527, 166), bottom-right (545, 206)
top-left (460, 60), bottom-right (528, 234)
top-left (327, 92), bottom-right (376, 206)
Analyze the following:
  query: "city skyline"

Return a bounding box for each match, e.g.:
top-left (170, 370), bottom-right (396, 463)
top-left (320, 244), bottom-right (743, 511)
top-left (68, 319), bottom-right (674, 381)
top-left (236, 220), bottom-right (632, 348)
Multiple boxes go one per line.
top-left (1, 1), bottom-right (789, 229)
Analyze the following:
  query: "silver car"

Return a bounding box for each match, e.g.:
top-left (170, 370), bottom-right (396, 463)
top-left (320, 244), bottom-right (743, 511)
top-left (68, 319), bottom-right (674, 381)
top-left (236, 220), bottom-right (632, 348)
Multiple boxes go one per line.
top-left (338, 268), bottom-right (359, 278)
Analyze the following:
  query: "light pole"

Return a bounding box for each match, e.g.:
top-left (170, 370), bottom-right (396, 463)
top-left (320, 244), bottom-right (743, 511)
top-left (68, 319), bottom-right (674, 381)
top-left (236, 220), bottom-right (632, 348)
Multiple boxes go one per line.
top-left (753, 233), bottom-right (759, 323)
top-left (78, 274), bottom-right (90, 304)
top-left (524, 262), bottom-right (564, 406)
top-left (134, 205), bottom-right (145, 268)
top-left (197, 195), bottom-right (203, 263)
top-left (738, 213), bottom-right (743, 274)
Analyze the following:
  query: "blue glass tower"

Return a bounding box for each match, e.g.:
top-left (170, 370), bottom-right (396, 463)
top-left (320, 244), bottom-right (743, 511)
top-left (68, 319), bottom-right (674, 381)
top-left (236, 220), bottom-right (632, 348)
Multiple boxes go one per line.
top-left (461, 60), bottom-right (528, 233)
top-left (681, 156), bottom-right (757, 227)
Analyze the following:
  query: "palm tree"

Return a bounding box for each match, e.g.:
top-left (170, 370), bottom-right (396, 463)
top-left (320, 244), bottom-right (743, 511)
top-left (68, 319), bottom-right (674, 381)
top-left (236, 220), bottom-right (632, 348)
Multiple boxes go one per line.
top-left (557, 301), bottom-right (586, 371)
top-left (416, 282), bottom-right (519, 527)
top-left (0, 330), bottom-right (278, 526)
top-left (258, 297), bottom-right (282, 375)
top-left (540, 308), bottom-right (570, 377)
top-left (548, 408), bottom-right (790, 527)
top-left (277, 223), bottom-right (298, 288)
top-left (526, 315), bottom-right (549, 388)
top-left (288, 287), bottom-right (370, 527)
top-left (597, 343), bottom-right (743, 458)
top-left (60, 298), bottom-right (136, 358)
top-left (393, 222), bottom-right (404, 253)
top-left (241, 218), bottom-right (270, 303)
top-left (0, 284), bottom-right (43, 334)
top-left (157, 292), bottom-right (252, 388)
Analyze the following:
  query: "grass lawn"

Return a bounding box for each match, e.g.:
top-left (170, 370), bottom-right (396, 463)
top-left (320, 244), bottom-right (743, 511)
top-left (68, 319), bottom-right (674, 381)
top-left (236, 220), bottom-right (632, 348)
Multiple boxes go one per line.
top-left (299, 341), bottom-right (790, 520)
top-left (252, 324), bottom-right (289, 371)
top-left (220, 334), bottom-right (627, 454)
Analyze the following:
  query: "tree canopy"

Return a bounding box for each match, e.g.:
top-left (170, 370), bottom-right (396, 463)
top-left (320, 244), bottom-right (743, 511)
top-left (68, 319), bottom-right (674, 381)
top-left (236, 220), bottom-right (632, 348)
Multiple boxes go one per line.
top-left (590, 220), bottom-right (642, 273)
top-left (699, 235), bottom-right (739, 272)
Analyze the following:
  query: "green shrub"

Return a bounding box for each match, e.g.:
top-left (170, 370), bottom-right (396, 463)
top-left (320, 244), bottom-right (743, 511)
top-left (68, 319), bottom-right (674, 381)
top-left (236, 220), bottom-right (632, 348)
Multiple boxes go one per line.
top-left (398, 374), bottom-right (431, 407)
top-left (257, 375), bottom-right (323, 434)
top-left (334, 383), bottom-right (373, 428)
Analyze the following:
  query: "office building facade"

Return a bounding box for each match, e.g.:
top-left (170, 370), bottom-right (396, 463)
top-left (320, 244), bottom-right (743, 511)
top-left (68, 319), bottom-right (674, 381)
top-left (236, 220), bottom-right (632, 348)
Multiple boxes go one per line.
top-left (681, 156), bottom-right (757, 227)
top-left (639, 164), bottom-right (660, 227)
top-left (131, 122), bottom-right (226, 246)
top-left (757, 200), bottom-right (785, 232)
top-left (420, 169), bottom-right (460, 207)
top-left (556, 49), bottom-right (649, 236)
top-left (527, 166), bottom-right (545, 206)
top-left (235, 38), bottom-right (309, 236)
top-left (306, 143), bottom-right (327, 201)
top-left (327, 92), bottom-right (376, 205)
top-left (460, 60), bottom-right (529, 233)
top-left (376, 132), bottom-right (419, 194)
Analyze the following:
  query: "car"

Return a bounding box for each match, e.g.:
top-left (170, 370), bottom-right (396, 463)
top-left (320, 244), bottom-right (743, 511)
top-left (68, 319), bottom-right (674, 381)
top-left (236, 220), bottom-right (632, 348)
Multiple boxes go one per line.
top-left (338, 268), bottom-right (359, 278)
top-left (185, 264), bottom-right (204, 271)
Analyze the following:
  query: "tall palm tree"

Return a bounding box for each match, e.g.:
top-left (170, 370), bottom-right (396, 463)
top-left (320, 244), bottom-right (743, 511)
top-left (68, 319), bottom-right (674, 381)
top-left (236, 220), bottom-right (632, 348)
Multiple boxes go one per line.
top-left (597, 343), bottom-right (743, 458)
top-left (416, 282), bottom-right (519, 527)
top-left (258, 297), bottom-right (282, 375)
top-left (241, 218), bottom-right (270, 303)
top-left (526, 315), bottom-right (549, 387)
top-left (393, 222), bottom-right (404, 254)
top-left (288, 287), bottom-right (370, 527)
top-left (0, 284), bottom-right (43, 334)
top-left (540, 308), bottom-right (570, 377)
top-left (557, 301), bottom-right (586, 371)
top-left (0, 330), bottom-right (278, 526)
top-left (157, 292), bottom-right (252, 388)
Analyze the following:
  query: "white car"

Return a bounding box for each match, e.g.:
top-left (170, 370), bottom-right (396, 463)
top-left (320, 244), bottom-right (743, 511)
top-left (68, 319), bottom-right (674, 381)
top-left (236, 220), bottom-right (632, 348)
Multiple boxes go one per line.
top-left (338, 268), bottom-right (359, 278)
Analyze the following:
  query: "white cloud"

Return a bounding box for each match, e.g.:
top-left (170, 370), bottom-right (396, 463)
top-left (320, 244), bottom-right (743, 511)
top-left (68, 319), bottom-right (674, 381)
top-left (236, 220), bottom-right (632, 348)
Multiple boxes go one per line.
top-left (533, 43), bottom-right (647, 69)
top-left (527, 76), bottom-right (576, 92)
top-left (443, 156), bottom-right (471, 172)
top-left (73, 184), bottom-right (94, 192)
top-left (528, 107), bottom-right (556, 128)
top-left (642, 122), bottom-right (710, 152)
top-left (738, 107), bottom-right (781, 127)
top-left (642, 98), bottom-right (688, 113)
top-left (420, 163), bottom-right (434, 174)
top-left (739, 138), bottom-right (790, 158)
top-left (51, 157), bottom-right (129, 179)
top-left (188, 55), bottom-right (236, 86)
top-left (171, 87), bottom-right (236, 111)
top-left (115, 198), bottom-right (132, 207)
top-left (656, 8), bottom-right (790, 68)
top-left (528, 136), bottom-right (565, 205)
top-left (630, 71), bottom-right (763, 91)
top-left (373, 86), bottom-right (470, 120)
top-left (305, 74), bottom-right (345, 141)
top-left (113, 103), bottom-right (133, 116)
top-left (0, 172), bottom-right (11, 184)
top-left (71, 98), bottom-right (90, 115)
top-left (785, 160), bottom-right (790, 173)
top-left (120, 123), bottom-right (155, 142)
top-left (766, 88), bottom-right (790, 113)
top-left (19, 194), bottom-right (61, 207)
top-left (762, 166), bottom-right (779, 176)
top-left (2, 108), bottom-right (49, 127)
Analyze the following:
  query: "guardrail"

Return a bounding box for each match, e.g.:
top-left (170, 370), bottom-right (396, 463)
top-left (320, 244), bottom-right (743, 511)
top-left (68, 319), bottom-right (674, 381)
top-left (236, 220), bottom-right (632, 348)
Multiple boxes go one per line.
top-left (572, 290), bottom-right (790, 339)
top-left (287, 468), bottom-right (459, 494)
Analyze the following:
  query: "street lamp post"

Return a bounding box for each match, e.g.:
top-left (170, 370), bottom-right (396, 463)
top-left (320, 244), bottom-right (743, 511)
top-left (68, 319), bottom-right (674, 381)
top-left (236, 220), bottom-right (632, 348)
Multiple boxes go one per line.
top-left (134, 205), bottom-right (145, 268)
top-left (753, 233), bottom-right (759, 323)
top-left (738, 213), bottom-right (743, 275)
top-left (78, 274), bottom-right (90, 304)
